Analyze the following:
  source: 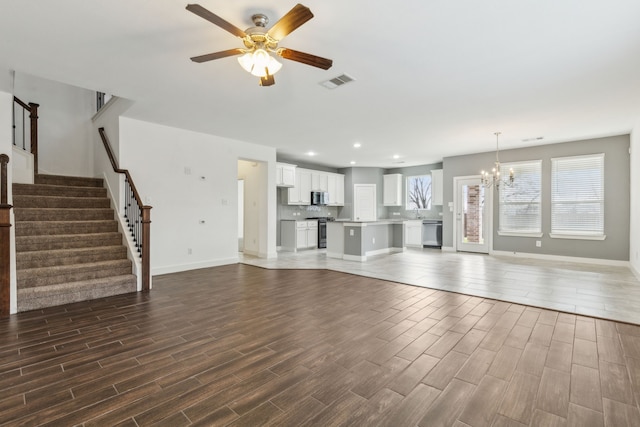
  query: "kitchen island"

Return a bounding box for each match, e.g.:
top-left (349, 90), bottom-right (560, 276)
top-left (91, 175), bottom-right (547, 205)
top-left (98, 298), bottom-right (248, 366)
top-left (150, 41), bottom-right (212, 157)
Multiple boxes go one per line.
top-left (327, 220), bottom-right (405, 261)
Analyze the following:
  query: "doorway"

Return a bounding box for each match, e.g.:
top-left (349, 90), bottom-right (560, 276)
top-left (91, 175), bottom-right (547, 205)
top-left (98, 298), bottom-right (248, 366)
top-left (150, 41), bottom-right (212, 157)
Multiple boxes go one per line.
top-left (454, 176), bottom-right (490, 253)
top-left (238, 179), bottom-right (244, 252)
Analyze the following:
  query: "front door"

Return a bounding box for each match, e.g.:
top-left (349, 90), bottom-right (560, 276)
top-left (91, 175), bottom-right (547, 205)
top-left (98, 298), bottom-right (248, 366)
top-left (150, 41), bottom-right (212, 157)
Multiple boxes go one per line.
top-left (455, 177), bottom-right (489, 253)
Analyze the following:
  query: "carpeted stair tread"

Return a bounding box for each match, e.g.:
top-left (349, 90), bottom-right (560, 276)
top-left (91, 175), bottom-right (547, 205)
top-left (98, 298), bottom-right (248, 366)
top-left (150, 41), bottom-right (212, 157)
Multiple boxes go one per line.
top-left (15, 220), bottom-right (119, 236)
top-left (16, 232), bottom-right (123, 252)
top-left (17, 275), bottom-right (137, 312)
top-left (17, 259), bottom-right (132, 288)
top-left (17, 245), bottom-right (128, 270)
top-left (14, 207), bottom-right (114, 221)
top-left (13, 173), bottom-right (138, 312)
top-left (35, 174), bottom-right (104, 188)
top-left (13, 183), bottom-right (107, 198)
top-left (12, 195), bottom-right (110, 209)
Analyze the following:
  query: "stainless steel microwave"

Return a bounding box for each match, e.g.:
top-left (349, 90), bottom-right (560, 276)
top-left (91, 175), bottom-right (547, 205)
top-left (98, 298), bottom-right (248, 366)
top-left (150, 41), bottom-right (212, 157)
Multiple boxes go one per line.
top-left (311, 191), bottom-right (329, 205)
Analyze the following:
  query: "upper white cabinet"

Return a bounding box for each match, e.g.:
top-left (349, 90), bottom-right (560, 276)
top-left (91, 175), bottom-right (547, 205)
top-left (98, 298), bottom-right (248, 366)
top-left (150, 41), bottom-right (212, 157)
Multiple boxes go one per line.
top-left (327, 173), bottom-right (344, 206)
top-left (311, 172), bottom-right (329, 192)
top-left (287, 169), bottom-right (311, 205)
top-left (276, 163), bottom-right (296, 187)
top-left (285, 167), bottom-right (344, 206)
top-left (383, 174), bottom-right (403, 206)
top-left (431, 169), bottom-right (443, 206)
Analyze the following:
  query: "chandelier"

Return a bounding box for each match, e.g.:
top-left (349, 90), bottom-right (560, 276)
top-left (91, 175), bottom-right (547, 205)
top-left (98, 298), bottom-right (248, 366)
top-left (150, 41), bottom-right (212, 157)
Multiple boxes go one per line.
top-left (481, 132), bottom-right (514, 189)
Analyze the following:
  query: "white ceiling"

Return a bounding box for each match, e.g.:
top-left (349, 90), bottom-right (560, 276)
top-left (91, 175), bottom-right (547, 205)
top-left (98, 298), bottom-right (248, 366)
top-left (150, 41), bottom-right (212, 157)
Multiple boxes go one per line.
top-left (2, 1), bottom-right (640, 168)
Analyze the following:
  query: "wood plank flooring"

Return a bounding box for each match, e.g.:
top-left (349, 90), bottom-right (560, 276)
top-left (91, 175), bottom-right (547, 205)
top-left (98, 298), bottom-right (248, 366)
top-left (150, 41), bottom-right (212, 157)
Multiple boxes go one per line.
top-left (2, 264), bottom-right (640, 426)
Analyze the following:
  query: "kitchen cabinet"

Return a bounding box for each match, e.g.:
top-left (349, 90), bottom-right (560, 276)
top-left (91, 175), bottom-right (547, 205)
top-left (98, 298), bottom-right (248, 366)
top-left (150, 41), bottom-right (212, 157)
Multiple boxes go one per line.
top-left (431, 169), bottom-right (443, 206)
top-left (404, 220), bottom-right (423, 248)
top-left (327, 173), bottom-right (345, 206)
top-left (311, 172), bottom-right (329, 192)
top-left (287, 169), bottom-right (311, 205)
top-left (281, 220), bottom-right (318, 251)
top-left (276, 163), bottom-right (296, 187)
top-left (384, 174), bottom-right (403, 206)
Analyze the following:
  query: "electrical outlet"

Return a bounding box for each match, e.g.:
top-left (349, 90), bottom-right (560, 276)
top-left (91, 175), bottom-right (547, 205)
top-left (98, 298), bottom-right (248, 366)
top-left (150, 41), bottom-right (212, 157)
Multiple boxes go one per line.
top-left (372, 237), bottom-right (376, 244)
top-left (350, 229), bottom-right (354, 236)
top-left (536, 240), bottom-right (541, 247)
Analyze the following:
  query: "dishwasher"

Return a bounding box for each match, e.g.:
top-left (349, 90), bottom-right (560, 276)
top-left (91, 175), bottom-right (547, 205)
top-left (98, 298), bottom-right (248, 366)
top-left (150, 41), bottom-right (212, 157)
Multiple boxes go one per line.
top-left (422, 220), bottom-right (443, 248)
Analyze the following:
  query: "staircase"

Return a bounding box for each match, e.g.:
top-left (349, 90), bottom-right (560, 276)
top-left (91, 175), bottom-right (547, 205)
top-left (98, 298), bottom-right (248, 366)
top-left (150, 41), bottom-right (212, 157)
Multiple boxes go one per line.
top-left (13, 174), bottom-right (137, 312)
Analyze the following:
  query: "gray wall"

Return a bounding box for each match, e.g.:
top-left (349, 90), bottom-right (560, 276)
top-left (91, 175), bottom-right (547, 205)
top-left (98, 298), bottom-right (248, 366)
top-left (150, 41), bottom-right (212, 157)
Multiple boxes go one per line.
top-left (338, 167), bottom-right (387, 220)
top-left (442, 134), bottom-right (630, 260)
top-left (386, 162), bottom-right (444, 220)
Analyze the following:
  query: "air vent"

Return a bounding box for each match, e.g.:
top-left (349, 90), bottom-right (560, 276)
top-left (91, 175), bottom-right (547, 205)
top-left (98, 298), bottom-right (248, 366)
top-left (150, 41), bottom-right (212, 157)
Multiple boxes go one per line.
top-left (320, 73), bottom-right (355, 89)
top-left (522, 136), bottom-right (544, 142)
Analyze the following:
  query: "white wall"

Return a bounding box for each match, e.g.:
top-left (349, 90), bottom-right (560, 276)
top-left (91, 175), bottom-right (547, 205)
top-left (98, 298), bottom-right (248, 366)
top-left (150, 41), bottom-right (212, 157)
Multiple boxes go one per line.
top-left (0, 90), bottom-right (17, 313)
top-left (238, 160), bottom-right (269, 257)
top-left (119, 117), bottom-right (276, 275)
top-left (631, 121), bottom-right (640, 277)
top-left (14, 72), bottom-right (94, 176)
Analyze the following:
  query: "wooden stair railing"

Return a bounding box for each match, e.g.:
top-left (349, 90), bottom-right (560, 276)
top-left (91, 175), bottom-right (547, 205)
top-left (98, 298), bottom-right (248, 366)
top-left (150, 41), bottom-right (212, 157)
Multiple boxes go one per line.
top-left (98, 128), bottom-right (152, 291)
top-left (1, 154), bottom-right (11, 317)
top-left (13, 96), bottom-right (39, 174)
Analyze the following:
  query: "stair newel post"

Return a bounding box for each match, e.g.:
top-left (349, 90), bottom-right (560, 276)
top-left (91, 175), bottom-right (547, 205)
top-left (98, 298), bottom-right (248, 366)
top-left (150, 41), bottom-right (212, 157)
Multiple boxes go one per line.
top-left (141, 206), bottom-right (151, 291)
top-left (28, 103), bottom-right (39, 175)
top-left (0, 154), bottom-right (12, 317)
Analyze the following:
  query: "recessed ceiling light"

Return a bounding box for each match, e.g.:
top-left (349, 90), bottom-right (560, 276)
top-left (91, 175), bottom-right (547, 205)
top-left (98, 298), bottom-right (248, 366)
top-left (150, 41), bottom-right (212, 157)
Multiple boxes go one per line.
top-left (307, 151), bottom-right (316, 156)
top-left (393, 154), bottom-right (400, 159)
top-left (353, 143), bottom-right (361, 148)
top-left (350, 161), bottom-right (356, 165)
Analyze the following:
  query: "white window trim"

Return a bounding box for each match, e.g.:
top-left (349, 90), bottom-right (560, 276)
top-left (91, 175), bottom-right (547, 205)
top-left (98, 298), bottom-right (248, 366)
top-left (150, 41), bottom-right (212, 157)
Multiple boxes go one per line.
top-left (497, 231), bottom-right (544, 238)
top-left (550, 233), bottom-right (606, 241)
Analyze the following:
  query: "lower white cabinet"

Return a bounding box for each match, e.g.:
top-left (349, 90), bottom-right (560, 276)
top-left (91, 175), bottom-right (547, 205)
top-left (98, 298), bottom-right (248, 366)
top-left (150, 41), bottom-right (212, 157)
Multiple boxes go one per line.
top-left (281, 220), bottom-right (318, 251)
top-left (404, 220), bottom-right (423, 248)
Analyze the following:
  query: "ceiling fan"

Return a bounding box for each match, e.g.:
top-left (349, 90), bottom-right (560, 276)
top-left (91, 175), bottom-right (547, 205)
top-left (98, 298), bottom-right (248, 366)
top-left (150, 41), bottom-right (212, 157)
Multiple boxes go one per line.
top-left (186, 3), bottom-right (333, 86)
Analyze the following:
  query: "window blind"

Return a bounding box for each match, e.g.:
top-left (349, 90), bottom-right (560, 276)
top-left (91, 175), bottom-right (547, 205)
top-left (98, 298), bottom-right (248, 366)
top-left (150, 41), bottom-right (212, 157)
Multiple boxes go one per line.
top-left (499, 160), bottom-right (542, 234)
top-left (551, 153), bottom-right (604, 236)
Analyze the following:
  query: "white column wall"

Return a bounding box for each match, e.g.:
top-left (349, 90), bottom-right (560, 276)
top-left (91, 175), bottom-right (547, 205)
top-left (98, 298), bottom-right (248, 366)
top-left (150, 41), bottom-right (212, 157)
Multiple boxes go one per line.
top-left (0, 90), bottom-right (17, 313)
top-left (119, 117), bottom-right (276, 275)
top-left (631, 121), bottom-right (640, 277)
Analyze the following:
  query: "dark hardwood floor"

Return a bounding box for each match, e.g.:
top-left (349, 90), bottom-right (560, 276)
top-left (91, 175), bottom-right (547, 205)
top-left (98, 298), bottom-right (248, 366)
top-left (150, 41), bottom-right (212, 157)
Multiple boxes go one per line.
top-left (1, 264), bottom-right (640, 426)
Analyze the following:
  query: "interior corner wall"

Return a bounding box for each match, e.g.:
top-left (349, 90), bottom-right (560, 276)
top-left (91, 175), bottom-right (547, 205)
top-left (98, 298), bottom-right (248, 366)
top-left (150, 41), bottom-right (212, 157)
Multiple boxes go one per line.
top-left (630, 123), bottom-right (640, 275)
top-left (1, 90), bottom-right (17, 313)
top-left (118, 117), bottom-right (276, 275)
top-left (443, 135), bottom-right (630, 261)
top-left (13, 72), bottom-right (95, 177)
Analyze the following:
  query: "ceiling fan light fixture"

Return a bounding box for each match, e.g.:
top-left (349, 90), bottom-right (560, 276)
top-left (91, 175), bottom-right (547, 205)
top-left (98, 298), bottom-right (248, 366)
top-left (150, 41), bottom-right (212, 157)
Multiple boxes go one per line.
top-left (237, 49), bottom-right (282, 78)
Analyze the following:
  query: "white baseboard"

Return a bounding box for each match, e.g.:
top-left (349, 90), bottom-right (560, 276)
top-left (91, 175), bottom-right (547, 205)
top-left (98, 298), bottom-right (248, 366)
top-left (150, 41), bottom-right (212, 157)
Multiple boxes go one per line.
top-left (326, 251), bottom-right (343, 259)
top-left (631, 263), bottom-right (640, 281)
top-left (442, 246), bottom-right (455, 252)
top-left (152, 257), bottom-right (239, 276)
top-left (491, 250), bottom-right (630, 267)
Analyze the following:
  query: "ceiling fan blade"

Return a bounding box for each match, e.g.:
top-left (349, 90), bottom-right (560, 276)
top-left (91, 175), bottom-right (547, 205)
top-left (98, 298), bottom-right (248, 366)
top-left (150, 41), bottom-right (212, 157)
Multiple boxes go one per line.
top-left (190, 48), bottom-right (244, 63)
top-left (260, 74), bottom-right (275, 87)
top-left (267, 4), bottom-right (314, 41)
top-left (186, 4), bottom-right (246, 38)
top-left (277, 48), bottom-right (333, 70)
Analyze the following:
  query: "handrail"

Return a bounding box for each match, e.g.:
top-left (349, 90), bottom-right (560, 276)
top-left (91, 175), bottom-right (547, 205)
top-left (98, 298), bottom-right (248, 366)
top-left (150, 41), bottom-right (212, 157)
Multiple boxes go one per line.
top-left (12, 96), bottom-right (39, 174)
top-left (1, 154), bottom-right (12, 317)
top-left (98, 127), bottom-right (152, 291)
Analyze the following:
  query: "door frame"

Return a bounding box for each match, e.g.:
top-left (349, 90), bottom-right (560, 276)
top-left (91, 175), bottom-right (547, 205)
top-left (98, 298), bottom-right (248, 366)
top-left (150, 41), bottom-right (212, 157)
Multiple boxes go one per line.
top-left (452, 175), bottom-right (493, 253)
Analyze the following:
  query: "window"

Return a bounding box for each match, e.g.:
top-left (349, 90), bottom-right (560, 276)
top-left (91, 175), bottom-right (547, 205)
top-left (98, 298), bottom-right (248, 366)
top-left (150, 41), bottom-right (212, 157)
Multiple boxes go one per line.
top-left (498, 160), bottom-right (542, 235)
top-left (551, 153), bottom-right (604, 238)
top-left (406, 175), bottom-right (432, 210)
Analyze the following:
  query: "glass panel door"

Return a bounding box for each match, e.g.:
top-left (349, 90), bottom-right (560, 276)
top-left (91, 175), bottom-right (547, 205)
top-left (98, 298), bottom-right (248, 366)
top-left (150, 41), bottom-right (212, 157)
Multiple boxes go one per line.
top-left (456, 177), bottom-right (489, 253)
